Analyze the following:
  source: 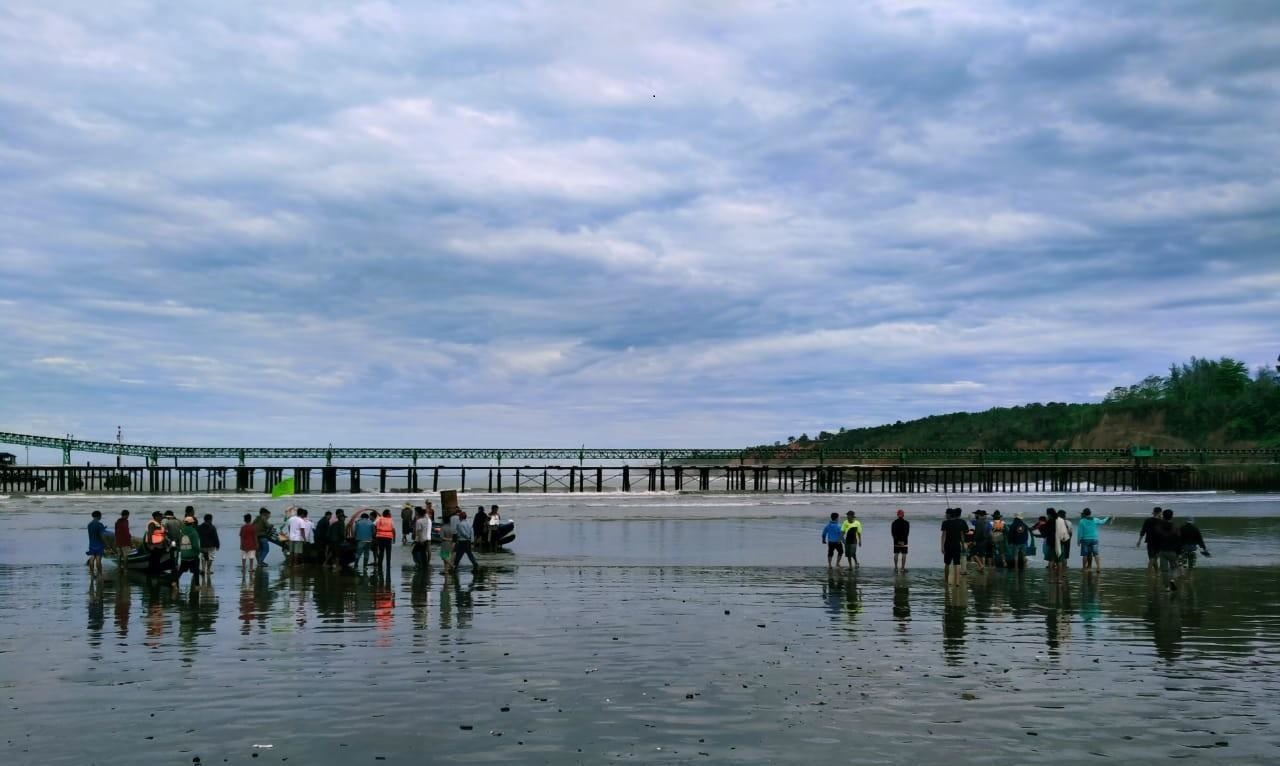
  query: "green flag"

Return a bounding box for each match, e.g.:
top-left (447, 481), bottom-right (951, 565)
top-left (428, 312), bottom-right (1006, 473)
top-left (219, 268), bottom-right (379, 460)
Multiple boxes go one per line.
top-left (270, 477), bottom-right (295, 498)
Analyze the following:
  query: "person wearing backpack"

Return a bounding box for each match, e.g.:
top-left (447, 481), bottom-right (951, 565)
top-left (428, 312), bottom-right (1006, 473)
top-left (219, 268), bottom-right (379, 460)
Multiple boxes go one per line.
top-left (173, 514), bottom-right (203, 589)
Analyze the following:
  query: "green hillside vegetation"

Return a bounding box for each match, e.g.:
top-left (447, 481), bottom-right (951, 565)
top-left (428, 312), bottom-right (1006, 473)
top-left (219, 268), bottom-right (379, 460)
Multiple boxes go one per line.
top-left (778, 357), bottom-right (1280, 452)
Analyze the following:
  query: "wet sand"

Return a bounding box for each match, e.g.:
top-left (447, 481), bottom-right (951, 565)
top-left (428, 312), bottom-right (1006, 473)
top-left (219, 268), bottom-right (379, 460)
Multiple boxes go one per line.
top-left (2, 492), bottom-right (1279, 764)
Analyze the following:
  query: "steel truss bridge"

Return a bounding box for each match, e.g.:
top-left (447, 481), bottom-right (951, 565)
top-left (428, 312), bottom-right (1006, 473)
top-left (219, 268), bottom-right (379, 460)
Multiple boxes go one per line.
top-left (2, 430), bottom-right (1277, 467)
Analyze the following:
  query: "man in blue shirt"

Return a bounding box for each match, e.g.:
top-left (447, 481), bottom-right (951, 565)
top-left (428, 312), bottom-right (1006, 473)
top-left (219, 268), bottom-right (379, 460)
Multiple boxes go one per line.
top-left (1075, 508), bottom-right (1111, 571)
top-left (821, 513), bottom-right (844, 569)
top-left (353, 512), bottom-right (376, 569)
top-left (86, 511), bottom-right (107, 577)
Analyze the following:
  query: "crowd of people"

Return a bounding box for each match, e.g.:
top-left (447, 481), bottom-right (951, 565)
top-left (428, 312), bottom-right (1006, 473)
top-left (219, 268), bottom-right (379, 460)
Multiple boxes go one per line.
top-left (88, 500), bottom-right (510, 584)
top-left (821, 505), bottom-right (1212, 589)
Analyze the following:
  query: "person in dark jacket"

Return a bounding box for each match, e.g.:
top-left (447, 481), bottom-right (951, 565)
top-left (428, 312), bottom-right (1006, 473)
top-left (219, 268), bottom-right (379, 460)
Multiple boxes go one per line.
top-left (1148, 509), bottom-right (1182, 590)
top-left (197, 513), bottom-right (220, 579)
top-left (1178, 518), bottom-right (1211, 571)
top-left (472, 505), bottom-right (490, 545)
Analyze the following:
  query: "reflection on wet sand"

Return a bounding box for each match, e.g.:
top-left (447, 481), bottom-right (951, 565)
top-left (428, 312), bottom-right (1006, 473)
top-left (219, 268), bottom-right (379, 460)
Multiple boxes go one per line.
top-left (5, 563), bottom-right (1280, 766)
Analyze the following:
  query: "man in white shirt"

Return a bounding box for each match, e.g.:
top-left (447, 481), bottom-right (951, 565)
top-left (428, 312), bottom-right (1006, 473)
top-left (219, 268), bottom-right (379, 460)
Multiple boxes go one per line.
top-left (286, 508), bottom-right (312, 566)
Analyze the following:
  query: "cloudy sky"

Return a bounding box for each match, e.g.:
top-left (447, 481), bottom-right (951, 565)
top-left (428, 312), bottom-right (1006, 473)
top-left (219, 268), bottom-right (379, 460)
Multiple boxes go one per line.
top-left (1, 0), bottom-right (1277, 451)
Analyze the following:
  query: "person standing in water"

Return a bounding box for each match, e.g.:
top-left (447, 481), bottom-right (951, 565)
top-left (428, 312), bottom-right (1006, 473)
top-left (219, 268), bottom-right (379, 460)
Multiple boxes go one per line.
top-left (198, 513), bottom-right (220, 580)
top-left (1178, 518), bottom-right (1211, 571)
top-left (374, 509), bottom-right (396, 575)
top-left (450, 510), bottom-right (480, 572)
top-left (144, 511), bottom-right (167, 577)
top-left (113, 510), bottom-right (133, 566)
top-left (890, 510), bottom-right (909, 572)
top-left (821, 513), bottom-right (844, 569)
top-left (86, 511), bottom-right (107, 577)
top-left (238, 513), bottom-right (258, 574)
top-left (400, 503), bottom-right (414, 545)
top-left (841, 511), bottom-right (862, 569)
top-left (940, 508), bottom-right (968, 587)
top-left (1075, 508), bottom-right (1110, 572)
top-left (253, 508), bottom-right (274, 567)
top-left (1137, 506), bottom-right (1162, 573)
top-left (173, 514), bottom-right (202, 589)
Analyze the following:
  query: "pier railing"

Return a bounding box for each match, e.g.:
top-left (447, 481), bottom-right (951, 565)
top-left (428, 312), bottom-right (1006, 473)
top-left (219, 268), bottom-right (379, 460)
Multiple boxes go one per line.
top-left (3, 462), bottom-right (1278, 495)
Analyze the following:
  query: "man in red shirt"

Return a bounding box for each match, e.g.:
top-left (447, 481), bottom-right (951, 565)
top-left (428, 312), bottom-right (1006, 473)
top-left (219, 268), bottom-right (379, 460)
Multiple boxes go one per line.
top-left (114, 510), bottom-right (133, 564)
top-left (238, 513), bottom-right (259, 574)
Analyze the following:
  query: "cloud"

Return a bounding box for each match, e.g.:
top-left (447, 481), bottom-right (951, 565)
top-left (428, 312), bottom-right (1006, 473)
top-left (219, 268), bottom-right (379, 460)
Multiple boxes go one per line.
top-left (0, 0), bottom-right (1277, 449)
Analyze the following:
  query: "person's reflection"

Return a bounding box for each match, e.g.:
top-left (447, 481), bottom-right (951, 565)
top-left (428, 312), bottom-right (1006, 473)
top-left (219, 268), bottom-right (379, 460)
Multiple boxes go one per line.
top-left (892, 575), bottom-right (910, 632)
top-left (821, 572), bottom-right (844, 620)
top-left (113, 574), bottom-right (132, 638)
top-left (845, 575), bottom-right (863, 624)
top-left (942, 585), bottom-right (967, 665)
top-left (87, 579), bottom-right (105, 648)
top-left (1079, 573), bottom-right (1102, 628)
top-left (373, 582), bottom-right (395, 646)
top-left (252, 568), bottom-right (275, 633)
top-left (142, 584), bottom-right (171, 648)
top-left (1043, 576), bottom-right (1073, 654)
top-left (177, 586), bottom-right (218, 653)
top-left (1005, 570), bottom-right (1033, 619)
top-left (442, 573), bottom-right (475, 630)
top-left (239, 576), bottom-right (256, 635)
top-left (1144, 582), bottom-right (1183, 661)
top-left (409, 571), bottom-right (431, 631)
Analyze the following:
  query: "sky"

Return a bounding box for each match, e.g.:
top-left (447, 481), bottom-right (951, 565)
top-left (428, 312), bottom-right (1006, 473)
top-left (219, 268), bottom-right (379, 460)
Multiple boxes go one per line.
top-left (1, 0), bottom-right (1277, 451)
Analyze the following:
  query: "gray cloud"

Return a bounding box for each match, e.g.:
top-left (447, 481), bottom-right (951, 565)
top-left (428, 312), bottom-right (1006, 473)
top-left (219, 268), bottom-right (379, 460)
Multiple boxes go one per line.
top-left (0, 0), bottom-right (1277, 449)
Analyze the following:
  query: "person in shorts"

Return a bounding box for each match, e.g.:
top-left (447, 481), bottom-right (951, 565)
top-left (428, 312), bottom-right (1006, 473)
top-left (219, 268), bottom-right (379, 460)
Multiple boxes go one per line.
top-left (821, 513), bottom-right (844, 569)
top-left (86, 511), bottom-right (107, 577)
top-left (1178, 518), bottom-right (1210, 571)
top-left (238, 513), bottom-right (258, 574)
top-left (198, 513), bottom-right (220, 579)
top-left (891, 510), bottom-right (909, 572)
top-left (840, 511), bottom-right (862, 568)
top-left (940, 508), bottom-right (968, 586)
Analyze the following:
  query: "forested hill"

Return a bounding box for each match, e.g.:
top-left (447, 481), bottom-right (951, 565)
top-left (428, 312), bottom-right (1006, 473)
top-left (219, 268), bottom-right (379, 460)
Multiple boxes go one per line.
top-left (771, 357), bottom-right (1280, 452)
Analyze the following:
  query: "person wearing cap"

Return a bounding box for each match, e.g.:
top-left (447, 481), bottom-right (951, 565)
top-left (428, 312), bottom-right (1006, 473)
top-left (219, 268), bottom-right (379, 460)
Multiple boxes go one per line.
top-left (1075, 508), bottom-right (1111, 571)
top-left (840, 511), bottom-right (862, 568)
top-left (1006, 512), bottom-right (1030, 570)
top-left (890, 510), bottom-right (909, 572)
top-left (173, 514), bottom-right (203, 589)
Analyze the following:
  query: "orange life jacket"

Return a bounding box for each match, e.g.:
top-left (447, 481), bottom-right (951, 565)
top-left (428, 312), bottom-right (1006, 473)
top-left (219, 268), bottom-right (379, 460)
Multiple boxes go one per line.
top-left (374, 516), bottom-right (395, 539)
top-left (148, 521), bottom-right (165, 545)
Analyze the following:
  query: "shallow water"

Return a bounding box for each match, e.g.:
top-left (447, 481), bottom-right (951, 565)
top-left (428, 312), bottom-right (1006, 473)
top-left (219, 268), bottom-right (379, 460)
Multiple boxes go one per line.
top-left (2, 491), bottom-right (1279, 764)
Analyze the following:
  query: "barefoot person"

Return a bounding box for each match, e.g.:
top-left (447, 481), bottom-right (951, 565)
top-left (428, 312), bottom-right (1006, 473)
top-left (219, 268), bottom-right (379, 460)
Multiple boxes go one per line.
top-left (821, 513), bottom-right (844, 569)
top-left (86, 511), bottom-right (107, 577)
top-left (891, 509), bottom-right (909, 572)
top-left (238, 513), bottom-right (258, 574)
top-left (1075, 508), bottom-right (1110, 571)
top-left (940, 508), bottom-right (967, 587)
top-left (113, 510), bottom-right (133, 566)
top-left (841, 511), bottom-right (862, 568)
top-left (198, 513), bottom-right (220, 580)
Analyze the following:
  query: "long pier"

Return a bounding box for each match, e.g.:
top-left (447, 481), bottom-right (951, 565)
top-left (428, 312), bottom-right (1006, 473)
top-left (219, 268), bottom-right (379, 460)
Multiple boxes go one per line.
top-left (2, 462), bottom-right (1277, 495)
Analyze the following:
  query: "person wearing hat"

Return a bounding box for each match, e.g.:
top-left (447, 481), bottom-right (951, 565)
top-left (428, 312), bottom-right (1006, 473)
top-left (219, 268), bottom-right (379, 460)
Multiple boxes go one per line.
top-left (173, 514), bottom-right (203, 589)
top-left (1006, 512), bottom-right (1031, 570)
top-left (1075, 508), bottom-right (1111, 572)
top-left (890, 510), bottom-right (909, 572)
top-left (840, 511), bottom-right (862, 568)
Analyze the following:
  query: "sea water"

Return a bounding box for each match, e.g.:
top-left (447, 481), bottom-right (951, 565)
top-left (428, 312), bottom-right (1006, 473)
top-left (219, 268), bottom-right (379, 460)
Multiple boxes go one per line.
top-left (1, 491), bottom-right (1278, 764)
